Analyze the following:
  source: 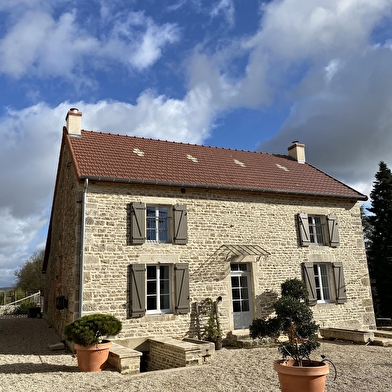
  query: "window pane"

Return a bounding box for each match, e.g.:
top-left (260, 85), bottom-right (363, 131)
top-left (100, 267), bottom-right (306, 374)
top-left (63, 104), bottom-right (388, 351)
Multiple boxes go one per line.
top-left (147, 266), bottom-right (156, 279)
top-left (241, 288), bottom-right (249, 300)
top-left (147, 281), bottom-right (157, 295)
top-left (160, 294), bottom-right (170, 309)
top-left (160, 280), bottom-right (170, 294)
top-left (232, 301), bottom-right (241, 312)
top-left (231, 277), bottom-right (239, 287)
top-left (147, 296), bottom-right (157, 310)
top-left (160, 266), bottom-right (170, 280)
top-left (240, 276), bottom-right (248, 288)
top-left (231, 264), bottom-right (239, 271)
top-left (239, 264), bottom-right (247, 271)
top-left (242, 300), bottom-right (250, 312)
top-left (232, 288), bottom-right (240, 300)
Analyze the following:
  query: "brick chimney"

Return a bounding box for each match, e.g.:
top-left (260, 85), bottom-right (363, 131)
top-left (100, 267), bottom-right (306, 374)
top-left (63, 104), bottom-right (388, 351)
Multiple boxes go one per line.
top-left (288, 141), bottom-right (305, 164)
top-left (65, 108), bottom-right (82, 136)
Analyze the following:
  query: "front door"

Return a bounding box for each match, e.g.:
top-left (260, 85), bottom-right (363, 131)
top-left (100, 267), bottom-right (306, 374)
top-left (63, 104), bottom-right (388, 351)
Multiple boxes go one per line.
top-left (231, 263), bottom-right (253, 329)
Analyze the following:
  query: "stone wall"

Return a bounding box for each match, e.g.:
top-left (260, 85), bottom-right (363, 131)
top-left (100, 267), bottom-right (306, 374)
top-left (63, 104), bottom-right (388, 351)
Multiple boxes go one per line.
top-left (82, 182), bottom-right (375, 335)
top-left (45, 170), bottom-right (376, 339)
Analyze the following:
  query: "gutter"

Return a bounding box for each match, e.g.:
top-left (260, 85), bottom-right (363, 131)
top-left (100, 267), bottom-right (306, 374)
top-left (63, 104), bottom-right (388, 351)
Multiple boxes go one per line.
top-left (80, 175), bottom-right (368, 201)
top-left (79, 178), bottom-right (88, 317)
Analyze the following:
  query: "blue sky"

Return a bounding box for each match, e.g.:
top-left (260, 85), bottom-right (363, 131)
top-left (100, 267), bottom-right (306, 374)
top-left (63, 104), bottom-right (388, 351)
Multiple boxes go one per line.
top-left (1, 0), bottom-right (392, 288)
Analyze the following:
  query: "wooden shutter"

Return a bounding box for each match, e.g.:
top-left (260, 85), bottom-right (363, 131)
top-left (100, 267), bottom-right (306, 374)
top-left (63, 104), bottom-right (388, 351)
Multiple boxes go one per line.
top-left (129, 264), bottom-right (146, 318)
top-left (175, 263), bottom-right (190, 314)
top-left (130, 202), bottom-right (145, 244)
top-left (302, 262), bottom-right (317, 306)
top-left (173, 204), bottom-right (188, 245)
top-left (333, 262), bottom-right (347, 304)
top-left (327, 215), bottom-right (340, 247)
top-left (298, 213), bottom-right (310, 246)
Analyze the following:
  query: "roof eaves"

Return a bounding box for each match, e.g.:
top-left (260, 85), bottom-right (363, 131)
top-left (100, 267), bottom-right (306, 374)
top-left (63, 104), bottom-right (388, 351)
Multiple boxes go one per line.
top-left (80, 175), bottom-right (368, 201)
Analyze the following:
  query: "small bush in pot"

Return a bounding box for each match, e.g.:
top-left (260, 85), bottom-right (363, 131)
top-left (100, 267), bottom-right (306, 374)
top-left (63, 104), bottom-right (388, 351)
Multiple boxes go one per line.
top-left (249, 278), bottom-right (330, 392)
top-left (65, 313), bottom-right (122, 346)
top-left (65, 313), bottom-right (122, 372)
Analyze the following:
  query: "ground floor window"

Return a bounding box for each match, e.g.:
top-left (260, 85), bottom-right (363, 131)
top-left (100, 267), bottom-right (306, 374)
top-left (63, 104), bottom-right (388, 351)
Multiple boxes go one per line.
top-left (313, 263), bottom-right (331, 302)
top-left (146, 265), bottom-right (171, 314)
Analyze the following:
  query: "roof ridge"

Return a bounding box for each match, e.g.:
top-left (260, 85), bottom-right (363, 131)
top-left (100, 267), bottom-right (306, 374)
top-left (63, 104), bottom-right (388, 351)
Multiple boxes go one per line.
top-left (80, 129), bottom-right (275, 155)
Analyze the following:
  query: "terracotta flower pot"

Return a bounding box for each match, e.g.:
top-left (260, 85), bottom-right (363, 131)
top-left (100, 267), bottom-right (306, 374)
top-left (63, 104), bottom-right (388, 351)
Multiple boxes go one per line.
top-left (74, 341), bottom-right (112, 372)
top-left (273, 359), bottom-right (329, 392)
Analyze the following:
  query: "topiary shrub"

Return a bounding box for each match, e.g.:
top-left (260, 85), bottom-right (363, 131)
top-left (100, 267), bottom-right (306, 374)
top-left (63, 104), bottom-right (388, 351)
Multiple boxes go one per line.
top-left (249, 278), bottom-right (320, 366)
top-left (64, 314), bottom-right (122, 346)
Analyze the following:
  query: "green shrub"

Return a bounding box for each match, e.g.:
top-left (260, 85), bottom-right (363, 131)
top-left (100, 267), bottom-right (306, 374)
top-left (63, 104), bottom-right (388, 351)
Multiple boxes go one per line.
top-left (249, 278), bottom-right (320, 366)
top-left (13, 300), bottom-right (37, 315)
top-left (64, 314), bottom-right (122, 346)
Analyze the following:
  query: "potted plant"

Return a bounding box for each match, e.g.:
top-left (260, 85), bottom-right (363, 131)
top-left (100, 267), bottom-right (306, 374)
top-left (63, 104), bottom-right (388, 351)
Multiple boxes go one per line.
top-left (64, 313), bottom-right (122, 372)
top-left (203, 297), bottom-right (223, 350)
top-left (249, 278), bottom-right (330, 392)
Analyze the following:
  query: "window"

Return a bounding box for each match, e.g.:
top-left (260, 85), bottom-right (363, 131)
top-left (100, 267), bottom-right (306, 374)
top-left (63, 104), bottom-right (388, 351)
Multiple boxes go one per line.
top-left (298, 213), bottom-right (340, 247)
top-left (146, 206), bottom-right (169, 242)
top-left (130, 202), bottom-right (188, 245)
top-left (129, 263), bottom-right (189, 317)
top-left (231, 263), bottom-right (251, 313)
top-left (308, 216), bottom-right (325, 245)
top-left (302, 262), bottom-right (347, 305)
top-left (146, 265), bottom-right (171, 313)
top-left (313, 264), bottom-right (331, 302)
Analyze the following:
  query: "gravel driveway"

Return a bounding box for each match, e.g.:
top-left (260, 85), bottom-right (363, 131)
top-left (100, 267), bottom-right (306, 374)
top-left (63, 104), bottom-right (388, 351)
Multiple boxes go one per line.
top-left (0, 317), bottom-right (391, 391)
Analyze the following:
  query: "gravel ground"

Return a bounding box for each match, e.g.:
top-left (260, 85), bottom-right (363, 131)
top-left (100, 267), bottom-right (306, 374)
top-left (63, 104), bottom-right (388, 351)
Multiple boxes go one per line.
top-left (0, 317), bottom-right (391, 392)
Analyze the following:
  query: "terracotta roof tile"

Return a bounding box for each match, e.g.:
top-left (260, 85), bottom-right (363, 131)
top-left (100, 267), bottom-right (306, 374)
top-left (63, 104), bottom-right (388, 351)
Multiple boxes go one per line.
top-left (67, 130), bottom-right (367, 200)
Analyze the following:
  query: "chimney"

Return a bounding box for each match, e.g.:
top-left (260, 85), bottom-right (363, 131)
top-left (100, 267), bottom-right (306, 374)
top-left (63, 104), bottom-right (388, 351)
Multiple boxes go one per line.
top-left (65, 108), bottom-right (82, 136)
top-left (288, 141), bottom-right (306, 164)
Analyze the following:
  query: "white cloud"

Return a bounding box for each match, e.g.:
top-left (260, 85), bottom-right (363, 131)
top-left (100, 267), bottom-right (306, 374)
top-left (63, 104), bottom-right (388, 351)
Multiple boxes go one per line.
top-left (210, 0), bottom-right (235, 27)
top-left (0, 7), bottom-right (180, 79)
top-left (0, 86), bottom-right (216, 286)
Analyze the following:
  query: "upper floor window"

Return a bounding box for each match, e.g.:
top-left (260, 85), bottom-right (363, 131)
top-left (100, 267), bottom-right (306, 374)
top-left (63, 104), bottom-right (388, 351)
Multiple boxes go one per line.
top-left (129, 202), bottom-right (188, 245)
top-left (308, 216), bottom-right (326, 245)
top-left (298, 213), bottom-right (340, 247)
top-left (146, 206), bottom-right (169, 242)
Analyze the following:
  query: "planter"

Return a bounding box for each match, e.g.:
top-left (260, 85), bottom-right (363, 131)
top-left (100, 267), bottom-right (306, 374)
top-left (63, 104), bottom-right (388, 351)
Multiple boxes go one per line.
top-left (74, 340), bottom-right (112, 372)
top-left (273, 359), bottom-right (329, 392)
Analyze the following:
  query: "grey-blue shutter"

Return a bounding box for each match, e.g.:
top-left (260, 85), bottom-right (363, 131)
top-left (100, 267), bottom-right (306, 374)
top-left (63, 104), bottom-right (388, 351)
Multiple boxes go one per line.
top-left (302, 262), bottom-right (317, 306)
top-left (327, 215), bottom-right (340, 247)
top-left (298, 213), bottom-right (310, 246)
top-left (173, 204), bottom-right (188, 245)
top-left (129, 264), bottom-right (146, 317)
top-left (130, 202), bottom-right (145, 244)
top-left (333, 262), bottom-right (347, 304)
top-left (175, 263), bottom-right (190, 314)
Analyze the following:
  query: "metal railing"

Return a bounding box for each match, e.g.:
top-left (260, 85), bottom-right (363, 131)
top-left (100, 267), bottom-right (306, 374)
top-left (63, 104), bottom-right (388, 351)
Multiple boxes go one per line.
top-left (0, 291), bottom-right (41, 316)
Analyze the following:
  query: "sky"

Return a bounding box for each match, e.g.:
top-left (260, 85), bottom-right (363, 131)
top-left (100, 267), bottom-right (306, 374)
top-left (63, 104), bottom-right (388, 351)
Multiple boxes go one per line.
top-left (1, 0), bottom-right (392, 288)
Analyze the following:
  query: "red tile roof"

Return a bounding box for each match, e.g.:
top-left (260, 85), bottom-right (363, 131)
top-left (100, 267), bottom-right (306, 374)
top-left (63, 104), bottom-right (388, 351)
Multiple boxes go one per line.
top-left (66, 129), bottom-right (367, 200)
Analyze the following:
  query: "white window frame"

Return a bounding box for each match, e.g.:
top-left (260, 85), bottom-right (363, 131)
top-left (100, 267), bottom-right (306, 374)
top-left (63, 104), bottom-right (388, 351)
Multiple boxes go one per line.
top-left (146, 265), bottom-right (172, 314)
top-left (313, 263), bottom-right (333, 303)
top-left (308, 215), bottom-right (326, 245)
top-left (146, 205), bottom-right (170, 243)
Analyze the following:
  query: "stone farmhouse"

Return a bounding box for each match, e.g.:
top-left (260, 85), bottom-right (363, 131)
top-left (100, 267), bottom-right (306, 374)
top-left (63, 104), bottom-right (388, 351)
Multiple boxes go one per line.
top-left (43, 108), bottom-right (376, 345)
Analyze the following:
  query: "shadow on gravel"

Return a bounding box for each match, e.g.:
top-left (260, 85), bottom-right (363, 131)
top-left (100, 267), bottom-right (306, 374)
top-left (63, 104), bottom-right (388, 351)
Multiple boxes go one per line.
top-left (0, 363), bottom-right (78, 374)
top-left (0, 316), bottom-right (67, 356)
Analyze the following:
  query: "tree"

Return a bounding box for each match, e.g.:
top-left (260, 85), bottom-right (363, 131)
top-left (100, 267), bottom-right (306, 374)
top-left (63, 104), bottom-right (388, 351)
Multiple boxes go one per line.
top-left (360, 204), bottom-right (372, 250)
top-left (367, 161), bottom-right (392, 318)
top-left (14, 249), bottom-right (45, 293)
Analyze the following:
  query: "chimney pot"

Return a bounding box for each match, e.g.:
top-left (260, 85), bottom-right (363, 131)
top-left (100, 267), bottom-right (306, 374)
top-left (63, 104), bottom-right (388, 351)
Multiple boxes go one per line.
top-left (288, 141), bottom-right (306, 164)
top-left (65, 108), bottom-right (82, 136)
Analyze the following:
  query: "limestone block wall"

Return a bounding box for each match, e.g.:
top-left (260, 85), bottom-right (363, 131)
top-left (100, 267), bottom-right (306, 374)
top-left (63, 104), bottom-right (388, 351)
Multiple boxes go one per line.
top-left (73, 181), bottom-right (375, 340)
top-left (44, 143), bottom-right (82, 336)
